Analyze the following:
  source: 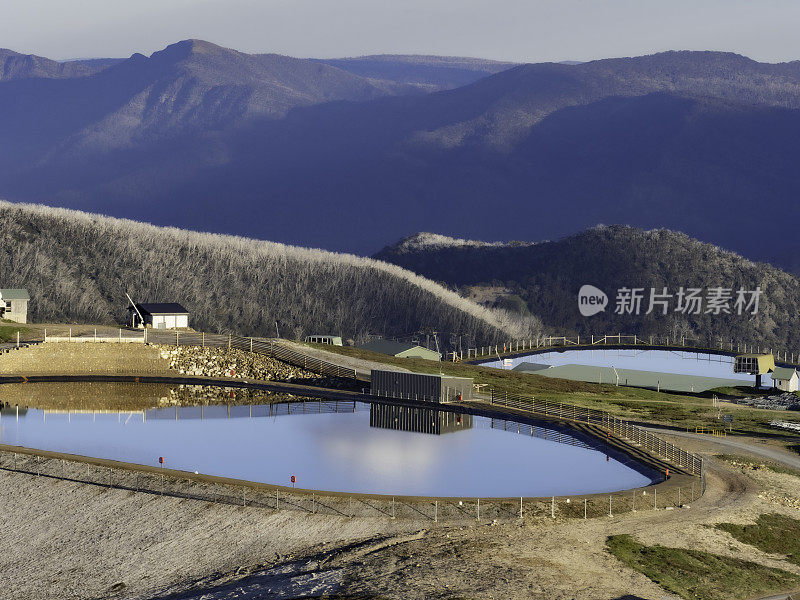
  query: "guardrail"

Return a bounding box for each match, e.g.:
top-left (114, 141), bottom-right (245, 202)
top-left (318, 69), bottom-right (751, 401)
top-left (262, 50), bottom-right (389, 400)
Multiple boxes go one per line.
top-left (487, 389), bottom-right (704, 476)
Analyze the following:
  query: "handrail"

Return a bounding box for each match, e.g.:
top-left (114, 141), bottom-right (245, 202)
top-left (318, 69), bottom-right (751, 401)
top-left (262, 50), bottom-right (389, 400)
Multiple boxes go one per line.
top-left (486, 388), bottom-right (703, 476)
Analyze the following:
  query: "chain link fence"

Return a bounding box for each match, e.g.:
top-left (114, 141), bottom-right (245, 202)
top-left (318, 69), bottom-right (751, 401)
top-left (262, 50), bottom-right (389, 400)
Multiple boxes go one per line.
top-left (0, 446), bottom-right (702, 523)
top-left (487, 389), bottom-right (703, 476)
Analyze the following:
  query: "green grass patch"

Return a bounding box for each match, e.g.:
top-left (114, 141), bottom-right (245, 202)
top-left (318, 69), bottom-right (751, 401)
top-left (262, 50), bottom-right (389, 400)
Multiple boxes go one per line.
top-left (606, 534), bottom-right (800, 600)
top-left (707, 385), bottom-right (770, 398)
top-left (717, 514), bottom-right (800, 566)
top-left (0, 323), bottom-right (29, 343)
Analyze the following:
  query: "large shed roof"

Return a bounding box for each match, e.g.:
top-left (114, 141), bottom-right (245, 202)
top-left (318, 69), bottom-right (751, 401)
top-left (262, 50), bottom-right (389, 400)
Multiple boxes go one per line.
top-left (0, 289), bottom-right (29, 300)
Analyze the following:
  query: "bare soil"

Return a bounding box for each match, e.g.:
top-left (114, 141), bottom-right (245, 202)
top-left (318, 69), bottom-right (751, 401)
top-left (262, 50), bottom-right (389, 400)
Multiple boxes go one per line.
top-left (2, 436), bottom-right (800, 600)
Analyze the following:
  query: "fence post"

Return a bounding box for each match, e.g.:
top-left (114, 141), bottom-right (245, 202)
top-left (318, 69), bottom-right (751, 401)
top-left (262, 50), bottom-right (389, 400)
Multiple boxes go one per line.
top-left (520, 497), bottom-right (523, 519)
top-left (551, 496), bottom-right (555, 518)
top-left (477, 498), bottom-right (480, 521)
top-left (435, 500), bottom-right (438, 522)
top-left (250, 337), bottom-right (253, 352)
top-left (609, 495), bottom-right (612, 517)
top-left (584, 498), bottom-right (587, 519)
top-left (276, 489), bottom-right (279, 510)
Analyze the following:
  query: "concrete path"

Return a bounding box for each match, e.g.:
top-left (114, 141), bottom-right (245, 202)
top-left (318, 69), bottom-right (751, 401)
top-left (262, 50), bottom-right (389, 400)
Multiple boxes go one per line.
top-left (277, 340), bottom-right (408, 380)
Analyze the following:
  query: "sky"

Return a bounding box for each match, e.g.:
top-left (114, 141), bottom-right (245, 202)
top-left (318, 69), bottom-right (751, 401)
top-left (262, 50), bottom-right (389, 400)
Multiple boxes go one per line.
top-left (2, 0), bottom-right (800, 63)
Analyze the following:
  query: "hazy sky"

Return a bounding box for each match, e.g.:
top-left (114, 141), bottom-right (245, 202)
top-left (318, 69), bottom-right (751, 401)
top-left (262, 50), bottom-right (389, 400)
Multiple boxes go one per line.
top-left (3, 0), bottom-right (800, 63)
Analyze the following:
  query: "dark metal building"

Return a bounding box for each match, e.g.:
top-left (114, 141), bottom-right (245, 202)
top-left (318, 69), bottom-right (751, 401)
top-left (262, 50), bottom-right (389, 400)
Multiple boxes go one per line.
top-left (370, 369), bottom-right (473, 403)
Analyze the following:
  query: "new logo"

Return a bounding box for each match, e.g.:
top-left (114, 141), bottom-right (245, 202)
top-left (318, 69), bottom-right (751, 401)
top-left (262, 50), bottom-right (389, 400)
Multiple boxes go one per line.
top-left (578, 285), bottom-right (608, 317)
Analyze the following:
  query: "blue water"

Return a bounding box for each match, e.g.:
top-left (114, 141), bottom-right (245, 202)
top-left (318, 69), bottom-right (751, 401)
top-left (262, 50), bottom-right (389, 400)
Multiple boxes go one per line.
top-left (0, 401), bottom-right (652, 497)
top-left (482, 348), bottom-right (769, 385)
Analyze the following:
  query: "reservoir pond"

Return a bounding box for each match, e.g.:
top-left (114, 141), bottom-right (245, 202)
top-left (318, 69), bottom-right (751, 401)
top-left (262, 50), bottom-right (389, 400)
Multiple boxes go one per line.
top-left (0, 390), bottom-right (654, 497)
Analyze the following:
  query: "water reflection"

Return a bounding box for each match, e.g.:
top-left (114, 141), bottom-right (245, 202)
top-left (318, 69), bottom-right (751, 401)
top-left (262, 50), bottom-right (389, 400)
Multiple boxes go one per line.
top-left (369, 404), bottom-right (472, 435)
top-left (0, 398), bottom-right (655, 497)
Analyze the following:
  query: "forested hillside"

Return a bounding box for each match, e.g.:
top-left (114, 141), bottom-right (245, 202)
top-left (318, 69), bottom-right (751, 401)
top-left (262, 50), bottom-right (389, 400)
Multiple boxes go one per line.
top-left (375, 228), bottom-right (800, 351)
top-left (0, 202), bottom-right (534, 347)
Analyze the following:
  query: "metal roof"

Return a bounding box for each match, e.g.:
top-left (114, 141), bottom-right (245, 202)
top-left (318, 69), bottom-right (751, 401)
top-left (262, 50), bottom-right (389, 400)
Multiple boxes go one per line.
top-left (0, 289), bottom-right (29, 300)
top-left (513, 362), bottom-right (554, 373)
top-left (771, 367), bottom-right (798, 381)
top-left (524, 363), bottom-right (744, 393)
top-left (132, 303), bottom-right (189, 315)
top-left (359, 339), bottom-right (438, 357)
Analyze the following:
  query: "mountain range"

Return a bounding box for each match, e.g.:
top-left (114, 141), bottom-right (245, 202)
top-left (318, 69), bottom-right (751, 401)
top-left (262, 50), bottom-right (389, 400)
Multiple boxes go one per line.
top-left (0, 40), bottom-right (799, 272)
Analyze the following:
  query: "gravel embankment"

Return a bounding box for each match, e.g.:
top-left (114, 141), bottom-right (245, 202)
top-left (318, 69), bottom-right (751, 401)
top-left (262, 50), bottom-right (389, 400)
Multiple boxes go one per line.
top-left (0, 343), bottom-right (170, 375)
top-left (156, 345), bottom-right (354, 389)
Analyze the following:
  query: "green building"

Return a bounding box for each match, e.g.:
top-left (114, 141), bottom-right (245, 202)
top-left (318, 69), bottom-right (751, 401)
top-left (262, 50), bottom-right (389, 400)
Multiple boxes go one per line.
top-left (359, 339), bottom-right (441, 361)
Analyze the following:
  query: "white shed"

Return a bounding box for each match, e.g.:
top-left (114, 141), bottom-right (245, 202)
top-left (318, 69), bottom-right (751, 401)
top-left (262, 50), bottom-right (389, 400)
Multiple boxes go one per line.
top-left (129, 303), bottom-right (189, 329)
top-left (772, 367), bottom-right (799, 393)
top-left (0, 289), bottom-right (30, 324)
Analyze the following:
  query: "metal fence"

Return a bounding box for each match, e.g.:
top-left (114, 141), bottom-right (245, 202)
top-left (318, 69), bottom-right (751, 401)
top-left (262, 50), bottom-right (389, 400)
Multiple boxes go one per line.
top-left (487, 389), bottom-right (704, 476)
top-left (0, 447), bottom-right (700, 522)
top-left (455, 333), bottom-right (800, 366)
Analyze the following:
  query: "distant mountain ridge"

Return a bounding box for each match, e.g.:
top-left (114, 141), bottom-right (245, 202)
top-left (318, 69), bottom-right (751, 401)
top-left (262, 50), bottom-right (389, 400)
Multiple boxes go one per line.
top-left (316, 54), bottom-right (517, 90)
top-left (0, 48), bottom-right (122, 80)
top-left (1, 43), bottom-right (800, 273)
top-left (375, 227), bottom-right (800, 350)
top-left (0, 39), bottom-right (421, 162)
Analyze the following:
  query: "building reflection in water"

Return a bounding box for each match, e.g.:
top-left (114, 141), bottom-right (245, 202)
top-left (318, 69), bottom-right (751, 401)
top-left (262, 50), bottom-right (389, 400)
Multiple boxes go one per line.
top-left (369, 403), bottom-right (472, 435)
